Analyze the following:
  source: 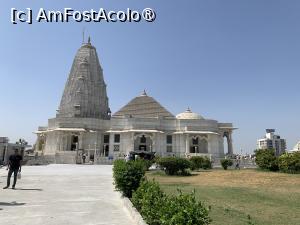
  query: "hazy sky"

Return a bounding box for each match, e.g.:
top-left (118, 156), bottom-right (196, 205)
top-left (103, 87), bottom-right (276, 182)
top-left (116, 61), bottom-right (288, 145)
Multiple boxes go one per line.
top-left (0, 0), bottom-right (299, 153)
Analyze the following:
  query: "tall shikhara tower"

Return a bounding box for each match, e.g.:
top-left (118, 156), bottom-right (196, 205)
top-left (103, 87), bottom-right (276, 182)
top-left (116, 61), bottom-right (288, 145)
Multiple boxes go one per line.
top-left (57, 38), bottom-right (111, 119)
top-left (34, 39), bottom-right (113, 163)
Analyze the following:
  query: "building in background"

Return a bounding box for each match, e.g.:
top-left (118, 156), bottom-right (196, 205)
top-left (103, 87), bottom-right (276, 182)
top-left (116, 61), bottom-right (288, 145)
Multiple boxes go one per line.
top-left (257, 129), bottom-right (286, 155)
top-left (290, 141), bottom-right (300, 152)
top-left (0, 137), bottom-right (28, 165)
top-left (34, 39), bottom-right (236, 164)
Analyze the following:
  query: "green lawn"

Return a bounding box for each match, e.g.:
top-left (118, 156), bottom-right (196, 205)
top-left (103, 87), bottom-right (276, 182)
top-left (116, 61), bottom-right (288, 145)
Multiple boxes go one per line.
top-left (146, 169), bottom-right (300, 225)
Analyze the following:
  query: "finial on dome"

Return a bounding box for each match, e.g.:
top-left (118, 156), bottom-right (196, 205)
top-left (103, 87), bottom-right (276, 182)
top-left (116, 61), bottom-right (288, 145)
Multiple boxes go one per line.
top-left (176, 108), bottom-right (203, 120)
top-left (141, 89), bottom-right (147, 96)
top-left (88, 36), bottom-right (91, 44)
top-left (82, 28), bottom-right (85, 44)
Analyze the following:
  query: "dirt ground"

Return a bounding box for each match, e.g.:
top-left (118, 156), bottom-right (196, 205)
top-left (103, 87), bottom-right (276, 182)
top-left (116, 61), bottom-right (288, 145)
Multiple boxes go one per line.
top-left (147, 169), bottom-right (300, 193)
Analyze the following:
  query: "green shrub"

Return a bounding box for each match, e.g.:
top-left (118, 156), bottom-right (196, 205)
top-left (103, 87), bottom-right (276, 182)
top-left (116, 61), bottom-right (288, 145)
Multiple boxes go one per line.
top-left (190, 156), bottom-right (212, 170)
top-left (157, 157), bottom-right (192, 175)
top-left (220, 159), bottom-right (233, 170)
top-left (113, 159), bottom-right (145, 198)
top-left (153, 156), bottom-right (161, 164)
top-left (132, 180), bottom-right (166, 225)
top-left (136, 159), bottom-right (153, 171)
top-left (278, 152), bottom-right (300, 174)
top-left (202, 157), bottom-right (213, 170)
top-left (255, 149), bottom-right (279, 171)
top-left (160, 190), bottom-right (211, 225)
top-left (132, 180), bottom-right (211, 225)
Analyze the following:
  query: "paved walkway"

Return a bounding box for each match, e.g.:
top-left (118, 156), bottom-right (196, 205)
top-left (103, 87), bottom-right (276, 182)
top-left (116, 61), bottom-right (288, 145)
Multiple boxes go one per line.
top-left (0, 164), bottom-right (134, 225)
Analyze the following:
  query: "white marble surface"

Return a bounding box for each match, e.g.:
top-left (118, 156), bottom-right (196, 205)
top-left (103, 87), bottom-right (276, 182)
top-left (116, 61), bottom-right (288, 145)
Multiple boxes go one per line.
top-left (0, 164), bottom-right (134, 225)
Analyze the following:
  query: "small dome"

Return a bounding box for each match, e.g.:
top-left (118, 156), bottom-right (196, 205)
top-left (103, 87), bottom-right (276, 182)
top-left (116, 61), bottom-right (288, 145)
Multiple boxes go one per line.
top-left (176, 108), bottom-right (204, 120)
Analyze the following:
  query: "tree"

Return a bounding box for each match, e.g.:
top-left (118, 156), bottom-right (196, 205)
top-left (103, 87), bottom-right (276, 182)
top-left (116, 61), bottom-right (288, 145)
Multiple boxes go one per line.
top-left (255, 149), bottom-right (279, 171)
top-left (278, 152), bottom-right (300, 173)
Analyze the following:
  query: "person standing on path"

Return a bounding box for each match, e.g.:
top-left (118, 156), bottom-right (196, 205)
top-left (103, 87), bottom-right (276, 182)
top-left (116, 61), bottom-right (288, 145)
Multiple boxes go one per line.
top-left (82, 153), bottom-right (86, 164)
top-left (3, 149), bottom-right (22, 189)
top-left (235, 158), bottom-right (240, 170)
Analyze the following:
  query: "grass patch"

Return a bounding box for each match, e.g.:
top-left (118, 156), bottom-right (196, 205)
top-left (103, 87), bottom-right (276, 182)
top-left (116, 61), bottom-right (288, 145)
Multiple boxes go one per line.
top-left (147, 169), bottom-right (300, 225)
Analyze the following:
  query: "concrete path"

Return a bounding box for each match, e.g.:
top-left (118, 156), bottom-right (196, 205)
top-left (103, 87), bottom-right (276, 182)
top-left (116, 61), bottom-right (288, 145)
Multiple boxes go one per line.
top-left (0, 164), bottom-right (134, 225)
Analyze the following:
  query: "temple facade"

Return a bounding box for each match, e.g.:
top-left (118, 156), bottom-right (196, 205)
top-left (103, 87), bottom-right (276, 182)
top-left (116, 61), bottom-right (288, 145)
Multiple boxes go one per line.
top-left (34, 40), bottom-right (236, 163)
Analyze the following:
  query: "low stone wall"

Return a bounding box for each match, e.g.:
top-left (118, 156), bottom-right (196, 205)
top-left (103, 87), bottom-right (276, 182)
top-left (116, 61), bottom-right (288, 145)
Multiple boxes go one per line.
top-left (26, 154), bottom-right (119, 165)
top-left (55, 152), bottom-right (77, 164)
top-left (117, 192), bottom-right (147, 225)
top-left (25, 154), bottom-right (75, 165)
top-left (25, 155), bottom-right (54, 165)
top-left (213, 157), bottom-right (257, 169)
top-left (94, 158), bottom-right (113, 165)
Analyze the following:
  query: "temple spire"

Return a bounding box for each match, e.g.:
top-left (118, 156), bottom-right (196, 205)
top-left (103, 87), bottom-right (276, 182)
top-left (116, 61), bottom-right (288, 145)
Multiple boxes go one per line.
top-left (82, 28), bottom-right (85, 44)
top-left (141, 89), bottom-right (147, 96)
top-left (57, 42), bottom-right (110, 119)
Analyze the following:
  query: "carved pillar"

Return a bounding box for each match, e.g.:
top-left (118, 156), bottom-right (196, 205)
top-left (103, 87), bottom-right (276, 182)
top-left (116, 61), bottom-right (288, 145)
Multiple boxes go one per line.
top-left (78, 132), bottom-right (84, 149)
top-left (152, 133), bottom-right (156, 153)
top-left (59, 133), bottom-right (63, 152)
top-left (56, 132), bottom-right (61, 152)
top-left (60, 134), bottom-right (63, 152)
top-left (36, 135), bottom-right (40, 151)
top-left (41, 134), bottom-right (47, 155)
top-left (227, 131), bottom-right (233, 155)
top-left (185, 134), bottom-right (189, 155)
top-left (131, 132), bottom-right (135, 151)
top-left (109, 133), bottom-right (114, 157)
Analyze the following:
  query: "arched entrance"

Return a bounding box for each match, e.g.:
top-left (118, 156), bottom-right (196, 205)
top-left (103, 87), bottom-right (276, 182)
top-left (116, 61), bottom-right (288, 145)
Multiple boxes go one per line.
top-left (70, 135), bottom-right (79, 151)
top-left (134, 134), bottom-right (153, 152)
top-left (102, 145), bottom-right (109, 157)
top-left (189, 135), bottom-right (208, 153)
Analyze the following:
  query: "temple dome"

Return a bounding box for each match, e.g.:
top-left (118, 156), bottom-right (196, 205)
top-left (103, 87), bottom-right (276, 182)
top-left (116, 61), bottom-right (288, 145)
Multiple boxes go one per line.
top-left (113, 90), bottom-right (174, 118)
top-left (176, 108), bottom-right (204, 120)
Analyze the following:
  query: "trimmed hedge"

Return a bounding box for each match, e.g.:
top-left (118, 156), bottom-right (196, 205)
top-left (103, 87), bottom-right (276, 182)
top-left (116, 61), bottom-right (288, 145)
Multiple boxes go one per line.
top-left (114, 157), bottom-right (211, 224)
top-left (113, 159), bottom-right (145, 198)
top-left (220, 159), bottom-right (233, 170)
top-left (160, 190), bottom-right (211, 225)
top-left (132, 180), bottom-right (166, 225)
top-left (141, 159), bottom-right (154, 171)
top-left (157, 157), bottom-right (192, 175)
top-left (278, 152), bottom-right (300, 174)
top-left (132, 180), bottom-right (211, 225)
top-left (190, 156), bottom-right (212, 170)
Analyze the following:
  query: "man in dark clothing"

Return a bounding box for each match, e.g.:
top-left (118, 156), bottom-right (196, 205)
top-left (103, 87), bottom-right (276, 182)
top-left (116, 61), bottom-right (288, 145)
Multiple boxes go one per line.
top-left (235, 158), bottom-right (240, 170)
top-left (3, 149), bottom-right (22, 189)
top-left (82, 153), bottom-right (86, 164)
